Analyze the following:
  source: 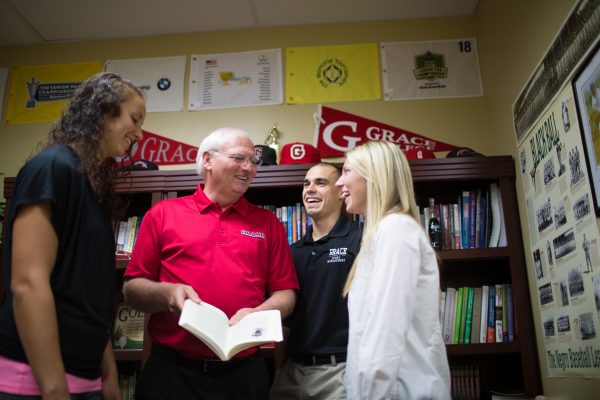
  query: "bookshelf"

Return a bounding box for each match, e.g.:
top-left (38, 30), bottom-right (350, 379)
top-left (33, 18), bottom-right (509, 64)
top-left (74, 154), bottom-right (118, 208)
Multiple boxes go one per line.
top-left (1, 155), bottom-right (541, 397)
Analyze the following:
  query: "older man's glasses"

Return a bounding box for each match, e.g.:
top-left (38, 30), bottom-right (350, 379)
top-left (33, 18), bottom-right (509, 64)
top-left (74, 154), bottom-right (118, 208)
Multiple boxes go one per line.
top-left (212, 151), bottom-right (262, 166)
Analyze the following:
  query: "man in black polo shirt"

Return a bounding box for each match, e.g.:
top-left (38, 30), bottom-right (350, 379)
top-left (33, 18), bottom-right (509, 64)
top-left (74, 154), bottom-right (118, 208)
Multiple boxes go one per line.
top-left (270, 162), bottom-right (362, 399)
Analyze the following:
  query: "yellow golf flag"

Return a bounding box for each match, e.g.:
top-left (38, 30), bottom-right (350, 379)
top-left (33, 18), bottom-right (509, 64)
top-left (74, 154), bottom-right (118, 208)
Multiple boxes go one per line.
top-left (286, 43), bottom-right (381, 104)
top-left (5, 61), bottom-right (102, 124)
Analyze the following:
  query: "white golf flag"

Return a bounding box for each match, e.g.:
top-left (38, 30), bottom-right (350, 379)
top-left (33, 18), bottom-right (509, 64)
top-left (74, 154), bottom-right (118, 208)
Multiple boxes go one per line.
top-left (381, 39), bottom-right (483, 100)
top-left (188, 48), bottom-right (283, 110)
top-left (105, 56), bottom-right (186, 112)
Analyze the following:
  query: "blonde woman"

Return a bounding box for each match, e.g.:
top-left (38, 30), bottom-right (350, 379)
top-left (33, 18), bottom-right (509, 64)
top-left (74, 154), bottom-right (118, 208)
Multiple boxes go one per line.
top-left (335, 141), bottom-right (450, 400)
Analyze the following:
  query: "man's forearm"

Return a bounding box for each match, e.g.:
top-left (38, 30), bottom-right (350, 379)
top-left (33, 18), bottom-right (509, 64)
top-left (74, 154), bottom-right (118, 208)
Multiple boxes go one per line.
top-left (256, 289), bottom-right (296, 318)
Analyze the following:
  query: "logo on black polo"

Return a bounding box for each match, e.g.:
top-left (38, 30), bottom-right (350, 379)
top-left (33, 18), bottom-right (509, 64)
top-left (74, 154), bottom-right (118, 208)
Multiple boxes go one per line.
top-left (327, 247), bottom-right (348, 263)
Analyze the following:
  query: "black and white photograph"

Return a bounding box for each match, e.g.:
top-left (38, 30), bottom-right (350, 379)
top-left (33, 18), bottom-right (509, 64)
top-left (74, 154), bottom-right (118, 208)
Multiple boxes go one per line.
top-left (539, 282), bottom-right (554, 306)
top-left (520, 149), bottom-right (527, 175)
top-left (559, 279), bottom-right (570, 307)
top-left (544, 158), bottom-right (557, 185)
top-left (556, 142), bottom-right (567, 176)
top-left (573, 192), bottom-right (591, 222)
top-left (593, 275), bottom-right (600, 316)
top-left (582, 233), bottom-right (594, 274)
top-left (536, 198), bottom-right (553, 233)
top-left (568, 265), bottom-right (585, 298)
top-left (546, 240), bottom-right (554, 267)
top-left (569, 146), bottom-right (585, 188)
top-left (573, 43), bottom-right (600, 215)
top-left (543, 316), bottom-right (556, 338)
top-left (557, 313), bottom-right (571, 333)
top-left (578, 312), bottom-right (596, 340)
top-left (561, 99), bottom-right (571, 133)
top-left (553, 228), bottom-right (577, 260)
top-left (552, 200), bottom-right (567, 229)
top-left (534, 248), bottom-right (544, 280)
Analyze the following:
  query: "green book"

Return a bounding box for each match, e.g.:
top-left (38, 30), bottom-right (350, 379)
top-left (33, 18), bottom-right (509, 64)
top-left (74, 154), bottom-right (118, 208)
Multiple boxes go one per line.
top-left (463, 287), bottom-right (475, 344)
top-left (452, 287), bottom-right (464, 344)
top-left (458, 286), bottom-right (469, 344)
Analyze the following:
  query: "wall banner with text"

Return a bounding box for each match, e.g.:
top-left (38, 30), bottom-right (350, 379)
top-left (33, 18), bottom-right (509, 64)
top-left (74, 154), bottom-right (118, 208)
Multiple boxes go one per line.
top-left (105, 56), bottom-right (186, 112)
top-left (381, 39), bottom-right (483, 100)
top-left (313, 105), bottom-right (458, 157)
top-left (5, 61), bottom-right (102, 124)
top-left (118, 130), bottom-right (198, 166)
top-left (518, 83), bottom-right (600, 378)
top-left (188, 48), bottom-right (282, 110)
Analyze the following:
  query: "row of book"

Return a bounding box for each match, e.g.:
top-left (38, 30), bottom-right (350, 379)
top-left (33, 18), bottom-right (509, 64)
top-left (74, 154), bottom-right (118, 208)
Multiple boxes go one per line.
top-left (440, 284), bottom-right (515, 345)
top-left (261, 203), bottom-right (311, 245)
top-left (119, 372), bottom-right (137, 400)
top-left (420, 183), bottom-right (507, 250)
top-left (112, 203), bottom-right (310, 259)
top-left (113, 216), bottom-right (143, 257)
top-left (451, 364), bottom-right (480, 400)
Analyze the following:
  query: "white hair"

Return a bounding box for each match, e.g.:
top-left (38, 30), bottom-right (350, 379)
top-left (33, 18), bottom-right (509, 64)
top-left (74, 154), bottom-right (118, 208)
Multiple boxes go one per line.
top-left (195, 127), bottom-right (252, 176)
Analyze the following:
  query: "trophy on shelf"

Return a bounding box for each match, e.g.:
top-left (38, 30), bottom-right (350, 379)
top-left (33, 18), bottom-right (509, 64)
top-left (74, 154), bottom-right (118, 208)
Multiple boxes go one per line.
top-left (265, 123), bottom-right (281, 161)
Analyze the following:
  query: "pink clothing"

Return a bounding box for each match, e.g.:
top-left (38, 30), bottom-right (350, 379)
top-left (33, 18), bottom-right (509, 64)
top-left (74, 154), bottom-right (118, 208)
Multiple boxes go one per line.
top-left (0, 354), bottom-right (101, 395)
top-left (125, 185), bottom-right (298, 359)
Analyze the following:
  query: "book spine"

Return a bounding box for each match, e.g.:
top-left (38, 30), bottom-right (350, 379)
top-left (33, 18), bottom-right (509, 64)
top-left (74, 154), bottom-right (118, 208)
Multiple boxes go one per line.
top-left (458, 286), bottom-right (469, 344)
top-left (478, 188), bottom-right (488, 248)
top-left (495, 284), bottom-right (504, 343)
top-left (469, 191), bottom-right (477, 249)
top-left (442, 204), bottom-right (451, 250)
top-left (470, 286), bottom-right (483, 344)
top-left (506, 283), bottom-right (515, 342)
top-left (287, 206), bottom-right (293, 244)
top-left (475, 189), bottom-right (481, 248)
top-left (461, 191), bottom-right (470, 249)
top-left (486, 285), bottom-right (496, 343)
top-left (502, 284), bottom-right (508, 341)
top-left (443, 288), bottom-right (456, 344)
top-left (479, 285), bottom-right (489, 344)
top-left (440, 290), bottom-right (446, 324)
top-left (463, 287), bottom-right (474, 344)
top-left (453, 287), bottom-right (464, 344)
top-left (453, 203), bottom-right (461, 249)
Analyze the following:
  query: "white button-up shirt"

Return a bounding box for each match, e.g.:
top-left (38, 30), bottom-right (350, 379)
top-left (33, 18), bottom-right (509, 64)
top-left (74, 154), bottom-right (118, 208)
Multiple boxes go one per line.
top-left (346, 213), bottom-right (451, 399)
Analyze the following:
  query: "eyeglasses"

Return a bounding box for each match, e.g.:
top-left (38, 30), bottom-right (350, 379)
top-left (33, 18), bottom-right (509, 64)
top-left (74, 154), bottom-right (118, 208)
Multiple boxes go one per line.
top-left (212, 151), bottom-right (262, 166)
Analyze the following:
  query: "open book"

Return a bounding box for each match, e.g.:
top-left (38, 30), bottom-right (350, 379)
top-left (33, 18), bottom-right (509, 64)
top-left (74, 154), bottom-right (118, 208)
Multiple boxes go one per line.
top-left (178, 299), bottom-right (283, 361)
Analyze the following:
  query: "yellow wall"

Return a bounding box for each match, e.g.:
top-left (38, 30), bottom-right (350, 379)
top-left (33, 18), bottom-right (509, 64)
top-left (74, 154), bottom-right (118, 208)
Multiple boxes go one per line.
top-left (0, 1), bottom-right (597, 398)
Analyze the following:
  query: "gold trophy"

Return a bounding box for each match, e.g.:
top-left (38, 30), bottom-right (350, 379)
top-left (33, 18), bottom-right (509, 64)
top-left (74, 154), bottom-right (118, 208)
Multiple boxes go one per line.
top-left (219, 71), bottom-right (233, 86)
top-left (265, 123), bottom-right (281, 162)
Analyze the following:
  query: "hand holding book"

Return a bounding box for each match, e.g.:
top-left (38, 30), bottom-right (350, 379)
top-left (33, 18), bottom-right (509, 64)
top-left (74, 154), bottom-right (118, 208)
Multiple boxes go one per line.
top-left (178, 299), bottom-right (283, 361)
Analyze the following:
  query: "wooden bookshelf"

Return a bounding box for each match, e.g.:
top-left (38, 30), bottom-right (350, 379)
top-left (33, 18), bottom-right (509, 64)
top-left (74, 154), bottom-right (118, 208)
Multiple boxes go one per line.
top-left (2, 155), bottom-right (541, 396)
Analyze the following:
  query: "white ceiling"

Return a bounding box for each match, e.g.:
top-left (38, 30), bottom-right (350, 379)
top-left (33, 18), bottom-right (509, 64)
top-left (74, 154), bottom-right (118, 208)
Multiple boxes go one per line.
top-left (0, 0), bottom-right (479, 47)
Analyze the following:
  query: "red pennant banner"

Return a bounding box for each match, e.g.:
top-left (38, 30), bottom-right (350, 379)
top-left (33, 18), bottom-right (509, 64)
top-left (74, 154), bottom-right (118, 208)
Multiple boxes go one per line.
top-left (122, 130), bottom-right (199, 165)
top-left (313, 105), bottom-right (459, 157)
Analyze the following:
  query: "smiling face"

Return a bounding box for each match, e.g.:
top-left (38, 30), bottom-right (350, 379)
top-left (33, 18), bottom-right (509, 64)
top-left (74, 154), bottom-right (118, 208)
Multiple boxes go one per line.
top-left (203, 132), bottom-right (257, 207)
top-left (302, 164), bottom-right (343, 221)
top-left (336, 159), bottom-right (367, 216)
top-left (99, 92), bottom-right (146, 159)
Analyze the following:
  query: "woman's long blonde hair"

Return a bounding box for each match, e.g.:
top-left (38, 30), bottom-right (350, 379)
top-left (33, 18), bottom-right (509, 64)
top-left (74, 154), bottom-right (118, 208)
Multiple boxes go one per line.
top-left (343, 141), bottom-right (420, 296)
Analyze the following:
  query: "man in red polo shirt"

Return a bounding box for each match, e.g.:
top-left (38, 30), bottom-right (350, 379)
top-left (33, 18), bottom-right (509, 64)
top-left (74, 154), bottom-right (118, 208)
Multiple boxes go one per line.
top-left (123, 127), bottom-right (298, 399)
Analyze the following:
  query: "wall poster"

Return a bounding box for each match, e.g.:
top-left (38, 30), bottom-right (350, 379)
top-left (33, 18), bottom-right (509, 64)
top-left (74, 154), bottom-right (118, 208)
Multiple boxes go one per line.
top-left (517, 83), bottom-right (600, 378)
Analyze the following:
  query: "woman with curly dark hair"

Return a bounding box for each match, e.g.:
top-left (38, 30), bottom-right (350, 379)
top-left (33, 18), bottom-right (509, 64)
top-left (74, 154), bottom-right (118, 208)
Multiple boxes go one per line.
top-left (0, 72), bottom-right (146, 400)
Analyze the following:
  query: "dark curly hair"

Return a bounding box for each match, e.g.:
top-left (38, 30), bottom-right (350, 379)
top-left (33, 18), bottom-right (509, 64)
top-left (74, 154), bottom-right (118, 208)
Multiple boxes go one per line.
top-left (45, 72), bottom-right (144, 218)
